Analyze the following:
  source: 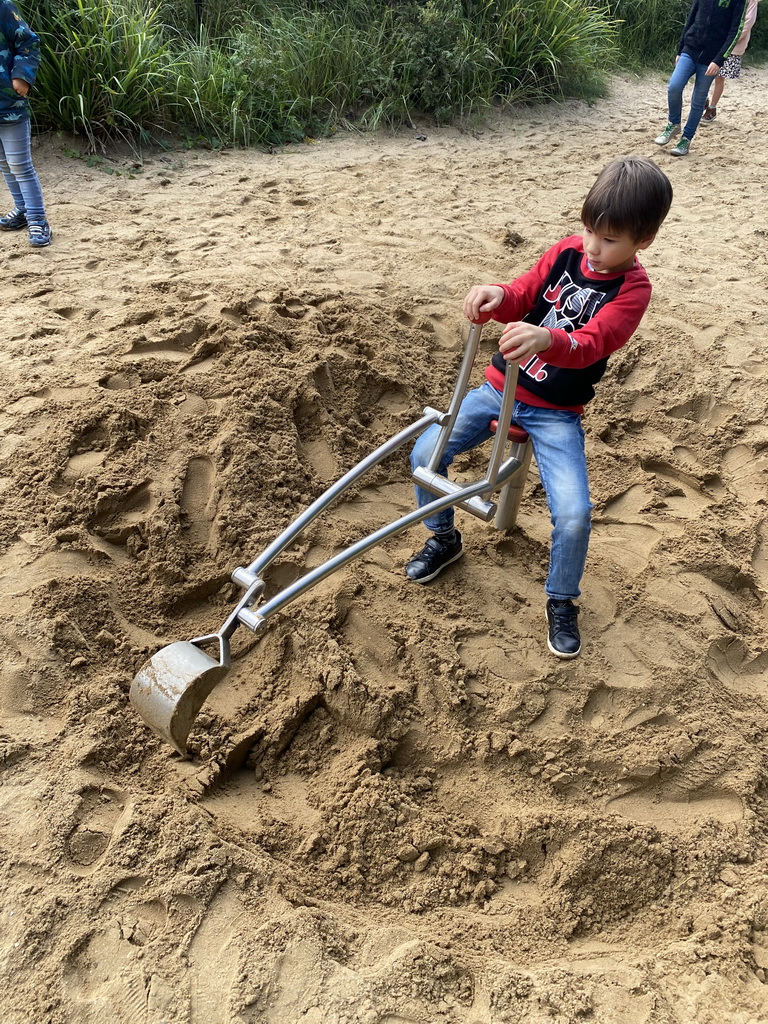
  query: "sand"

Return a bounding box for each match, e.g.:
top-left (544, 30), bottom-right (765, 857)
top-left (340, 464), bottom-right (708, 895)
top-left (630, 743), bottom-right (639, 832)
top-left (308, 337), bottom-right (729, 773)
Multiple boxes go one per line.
top-left (2, 67), bottom-right (768, 1023)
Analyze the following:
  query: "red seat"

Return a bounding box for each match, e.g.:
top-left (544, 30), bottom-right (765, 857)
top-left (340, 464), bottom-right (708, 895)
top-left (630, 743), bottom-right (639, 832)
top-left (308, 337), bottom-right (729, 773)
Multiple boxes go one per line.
top-left (489, 419), bottom-right (529, 444)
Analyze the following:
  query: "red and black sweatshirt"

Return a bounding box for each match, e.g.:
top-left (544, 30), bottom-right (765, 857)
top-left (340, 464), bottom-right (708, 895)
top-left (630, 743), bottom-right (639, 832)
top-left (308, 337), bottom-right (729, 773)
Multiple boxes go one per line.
top-left (485, 234), bottom-right (652, 413)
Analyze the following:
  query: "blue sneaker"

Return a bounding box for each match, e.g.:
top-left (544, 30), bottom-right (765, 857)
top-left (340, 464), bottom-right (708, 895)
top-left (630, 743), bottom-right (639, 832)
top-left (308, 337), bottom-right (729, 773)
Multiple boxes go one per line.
top-left (28, 221), bottom-right (52, 248)
top-left (0, 208), bottom-right (27, 230)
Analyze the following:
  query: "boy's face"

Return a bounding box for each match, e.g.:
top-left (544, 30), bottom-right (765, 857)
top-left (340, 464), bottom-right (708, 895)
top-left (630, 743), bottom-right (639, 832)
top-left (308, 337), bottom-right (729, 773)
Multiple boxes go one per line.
top-left (582, 224), bottom-right (654, 274)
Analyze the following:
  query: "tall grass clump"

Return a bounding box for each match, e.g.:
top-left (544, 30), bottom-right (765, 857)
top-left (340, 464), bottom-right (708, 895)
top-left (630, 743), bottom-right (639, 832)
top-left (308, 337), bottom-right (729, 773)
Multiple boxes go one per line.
top-left (171, 11), bottom-right (404, 145)
top-left (32, 0), bottom-right (181, 145)
top-left (598, 0), bottom-right (689, 66)
top-left (485, 0), bottom-right (618, 103)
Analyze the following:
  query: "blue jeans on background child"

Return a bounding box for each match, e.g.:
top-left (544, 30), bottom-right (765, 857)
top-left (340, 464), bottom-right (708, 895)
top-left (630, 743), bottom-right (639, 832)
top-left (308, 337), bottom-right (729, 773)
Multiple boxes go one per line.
top-left (0, 118), bottom-right (46, 223)
top-left (409, 380), bottom-right (592, 601)
top-left (667, 53), bottom-right (712, 140)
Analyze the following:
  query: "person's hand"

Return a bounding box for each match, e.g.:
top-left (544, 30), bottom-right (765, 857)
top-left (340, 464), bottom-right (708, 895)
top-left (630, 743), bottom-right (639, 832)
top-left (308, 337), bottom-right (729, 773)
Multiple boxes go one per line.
top-left (675, 54), bottom-right (680, 64)
top-left (705, 62), bottom-right (720, 76)
top-left (11, 79), bottom-right (29, 97)
top-left (498, 321), bottom-right (552, 362)
top-left (463, 285), bottom-right (505, 322)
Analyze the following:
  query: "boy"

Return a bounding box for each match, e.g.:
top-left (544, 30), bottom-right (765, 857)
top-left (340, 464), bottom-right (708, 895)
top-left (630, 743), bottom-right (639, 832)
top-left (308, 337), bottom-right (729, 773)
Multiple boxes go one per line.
top-left (405, 157), bottom-right (673, 660)
top-left (655, 0), bottom-right (747, 156)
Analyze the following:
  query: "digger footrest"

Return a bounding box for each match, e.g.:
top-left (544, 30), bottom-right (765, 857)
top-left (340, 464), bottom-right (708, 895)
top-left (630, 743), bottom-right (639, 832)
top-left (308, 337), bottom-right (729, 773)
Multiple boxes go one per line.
top-left (489, 420), bottom-right (529, 444)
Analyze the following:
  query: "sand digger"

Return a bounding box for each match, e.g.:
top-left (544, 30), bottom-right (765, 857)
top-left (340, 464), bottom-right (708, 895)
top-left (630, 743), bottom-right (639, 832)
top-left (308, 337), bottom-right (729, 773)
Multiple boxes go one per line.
top-left (130, 319), bottom-right (532, 755)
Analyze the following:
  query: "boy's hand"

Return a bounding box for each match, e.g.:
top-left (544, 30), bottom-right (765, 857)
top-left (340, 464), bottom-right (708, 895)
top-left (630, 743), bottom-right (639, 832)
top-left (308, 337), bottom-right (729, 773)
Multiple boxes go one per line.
top-left (11, 79), bottom-right (30, 97)
top-left (705, 62), bottom-right (719, 76)
top-left (463, 285), bottom-right (505, 322)
top-left (499, 322), bottom-right (552, 362)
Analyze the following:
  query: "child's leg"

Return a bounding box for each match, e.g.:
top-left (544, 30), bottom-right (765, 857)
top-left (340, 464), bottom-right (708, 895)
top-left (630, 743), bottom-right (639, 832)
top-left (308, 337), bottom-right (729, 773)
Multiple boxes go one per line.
top-left (666, 53), bottom-right (696, 125)
top-left (711, 74), bottom-right (725, 108)
top-left (682, 61), bottom-right (713, 139)
top-left (0, 123), bottom-right (26, 213)
top-left (515, 404), bottom-right (591, 601)
top-left (409, 380), bottom-right (502, 534)
top-left (0, 119), bottom-right (46, 222)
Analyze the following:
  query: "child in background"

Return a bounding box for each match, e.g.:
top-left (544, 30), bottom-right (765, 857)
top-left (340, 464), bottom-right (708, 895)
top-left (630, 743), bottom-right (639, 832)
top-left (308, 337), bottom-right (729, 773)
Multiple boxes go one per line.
top-left (702, 0), bottom-right (761, 123)
top-left (655, 0), bottom-right (747, 157)
top-left (0, 0), bottom-right (51, 247)
top-left (405, 158), bottom-right (673, 660)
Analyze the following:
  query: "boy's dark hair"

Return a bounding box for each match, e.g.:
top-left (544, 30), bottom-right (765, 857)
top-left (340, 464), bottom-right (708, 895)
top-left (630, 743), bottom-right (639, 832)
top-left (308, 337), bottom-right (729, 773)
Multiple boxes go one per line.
top-left (581, 157), bottom-right (673, 242)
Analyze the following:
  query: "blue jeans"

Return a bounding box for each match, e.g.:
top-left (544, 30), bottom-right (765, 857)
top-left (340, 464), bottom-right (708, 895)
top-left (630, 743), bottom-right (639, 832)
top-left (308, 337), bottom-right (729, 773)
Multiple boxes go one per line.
top-left (410, 381), bottom-right (592, 600)
top-left (0, 118), bottom-right (46, 224)
top-left (667, 53), bottom-right (712, 140)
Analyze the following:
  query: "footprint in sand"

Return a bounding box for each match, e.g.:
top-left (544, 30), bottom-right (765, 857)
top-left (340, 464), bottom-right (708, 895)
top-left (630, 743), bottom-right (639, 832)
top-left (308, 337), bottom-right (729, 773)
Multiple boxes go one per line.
top-left (293, 393), bottom-right (338, 484)
top-left (639, 457), bottom-right (717, 519)
top-left (98, 370), bottom-right (141, 391)
top-left (722, 443), bottom-right (768, 504)
top-left (50, 422), bottom-right (110, 496)
top-left (180, 456), bottom-right (217, 550)
top-left (580, 686), bottom-right (744, 828)
top-left (89, 479), bottom-right (156, 546)
top-left (340, 605), bottom-right (400, 692)
top-left (119, 320), bottom-right (211, 364)
top-left (273, 297), bottom-right (309, 319)
top-left (751, 521), bottom-right (768, 594)
top-left (61, 920), bottom-right (160, 1024)
top-left (706, 636), bottom-right (768, 698)
top-left (183, 883), bottom-right (250, 1023)
top-left (64, 786), bottom-right (128, 874)
top-left (607, 782), bottom-right (743, 829)
top-left (376, 382), bottom-right (411, 412)
top-left (666, 391), bottom-right (738, 428)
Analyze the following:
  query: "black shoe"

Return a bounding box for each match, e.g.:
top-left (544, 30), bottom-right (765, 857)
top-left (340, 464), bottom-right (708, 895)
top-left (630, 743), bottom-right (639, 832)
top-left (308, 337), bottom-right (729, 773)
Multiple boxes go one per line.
top-left (546, 599), bottom-right (581, 658)
top-left (405, 530), bottom-right (463, 583)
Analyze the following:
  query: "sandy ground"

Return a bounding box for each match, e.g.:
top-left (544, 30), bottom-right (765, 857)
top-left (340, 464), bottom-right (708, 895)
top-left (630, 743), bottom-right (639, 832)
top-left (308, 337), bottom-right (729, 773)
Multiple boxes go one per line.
top-left (2, 67), bottom-right (768, 1023)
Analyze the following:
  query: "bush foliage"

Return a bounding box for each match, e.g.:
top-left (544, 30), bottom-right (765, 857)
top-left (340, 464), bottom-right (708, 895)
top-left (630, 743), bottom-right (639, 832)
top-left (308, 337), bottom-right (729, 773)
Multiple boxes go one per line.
top-left (22, 0), bottom-right (767, 148)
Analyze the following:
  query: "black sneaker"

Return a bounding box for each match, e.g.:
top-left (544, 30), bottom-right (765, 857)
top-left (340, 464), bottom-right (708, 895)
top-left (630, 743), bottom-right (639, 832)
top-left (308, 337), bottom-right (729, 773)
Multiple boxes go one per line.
top-left (405, 530), bottom-right (463, 583)
top-left (546, 599), bottom-right (581, 658)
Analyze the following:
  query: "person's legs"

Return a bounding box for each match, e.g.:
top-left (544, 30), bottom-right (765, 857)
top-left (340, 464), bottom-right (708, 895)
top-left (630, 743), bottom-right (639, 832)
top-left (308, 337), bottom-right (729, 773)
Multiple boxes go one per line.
top-left (409, 381), bottom-right (501, 534)
top-left (406, 381), bottom-right (504, 582)
top-left (514, 402), bottom-right (590, 657)
top-left (0, 119), bottom-right (46, 223)
top-left (0, 122), bottom-right (26, 215)
top-left (666, 53), bottom-right (696, 126)
top-left (513, 402), bottom-right (592, 602)
top-left (682, 60), bottom-right (713, 140)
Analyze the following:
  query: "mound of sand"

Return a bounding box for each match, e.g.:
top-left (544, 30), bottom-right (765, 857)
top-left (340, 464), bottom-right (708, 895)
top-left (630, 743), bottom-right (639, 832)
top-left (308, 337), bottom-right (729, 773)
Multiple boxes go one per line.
top-left (2, 70), bottom-right (768, 1023)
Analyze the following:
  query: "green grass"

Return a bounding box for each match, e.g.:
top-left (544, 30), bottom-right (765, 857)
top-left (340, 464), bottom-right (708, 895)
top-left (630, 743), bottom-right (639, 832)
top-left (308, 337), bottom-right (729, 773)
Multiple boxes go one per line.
top-left (32, 0), bottom-right (181, 147)
top-left (23, 0), bottom-right (761, 150)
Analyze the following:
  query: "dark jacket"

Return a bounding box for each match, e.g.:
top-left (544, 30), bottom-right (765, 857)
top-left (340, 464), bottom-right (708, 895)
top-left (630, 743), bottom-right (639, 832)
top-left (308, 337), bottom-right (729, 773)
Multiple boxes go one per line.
top-left (678, 0), bottom-right (748, 67)
top-left (0, 0), bottom-right (40, 123)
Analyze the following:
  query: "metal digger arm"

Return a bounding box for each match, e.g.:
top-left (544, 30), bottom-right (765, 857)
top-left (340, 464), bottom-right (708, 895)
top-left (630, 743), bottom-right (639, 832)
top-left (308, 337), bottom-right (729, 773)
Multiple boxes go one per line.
top-left (129, 317), bottom-right (530, 755)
